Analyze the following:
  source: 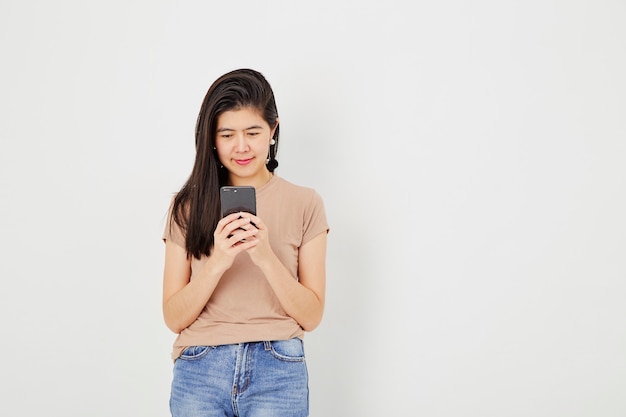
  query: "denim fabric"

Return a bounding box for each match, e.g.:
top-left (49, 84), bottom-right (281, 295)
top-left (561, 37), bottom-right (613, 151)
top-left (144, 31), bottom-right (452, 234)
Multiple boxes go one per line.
top-left (170, 339), bottom-right (309, 417)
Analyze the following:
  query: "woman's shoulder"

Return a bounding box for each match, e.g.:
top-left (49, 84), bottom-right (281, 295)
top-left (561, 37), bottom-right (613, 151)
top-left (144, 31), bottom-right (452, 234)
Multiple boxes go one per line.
top-left (272, 175), bottom-right (322, 199)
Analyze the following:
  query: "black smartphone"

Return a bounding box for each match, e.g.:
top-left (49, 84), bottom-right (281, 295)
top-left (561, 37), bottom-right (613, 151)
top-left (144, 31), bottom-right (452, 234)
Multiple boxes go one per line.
top-left (220, 186), bottom-right (256, 217)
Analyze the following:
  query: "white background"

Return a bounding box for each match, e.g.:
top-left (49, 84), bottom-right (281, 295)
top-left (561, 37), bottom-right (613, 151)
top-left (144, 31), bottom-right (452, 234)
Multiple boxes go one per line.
top-left (1, 1), bottom-right (625, 416)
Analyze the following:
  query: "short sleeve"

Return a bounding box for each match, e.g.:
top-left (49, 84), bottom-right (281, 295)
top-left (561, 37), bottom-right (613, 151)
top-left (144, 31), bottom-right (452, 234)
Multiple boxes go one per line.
top-left (302, 190), bottom-right (329, 245)
top-left (162, 196), bottom-right (186, 248)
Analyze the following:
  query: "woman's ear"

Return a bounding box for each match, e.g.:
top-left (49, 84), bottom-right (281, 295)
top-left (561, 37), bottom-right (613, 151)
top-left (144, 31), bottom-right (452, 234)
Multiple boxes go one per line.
top-left (271, 118), bottom-right (279, 138)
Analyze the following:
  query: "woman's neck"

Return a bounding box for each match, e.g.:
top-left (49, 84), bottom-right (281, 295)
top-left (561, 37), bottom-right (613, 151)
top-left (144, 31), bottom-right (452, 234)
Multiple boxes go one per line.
top-left (228, 169), bottom-right (273, 188)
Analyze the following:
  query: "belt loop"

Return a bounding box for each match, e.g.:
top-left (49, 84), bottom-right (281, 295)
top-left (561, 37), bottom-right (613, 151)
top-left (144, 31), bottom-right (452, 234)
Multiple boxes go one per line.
top-left (263, 341), bottom-right (271, 351)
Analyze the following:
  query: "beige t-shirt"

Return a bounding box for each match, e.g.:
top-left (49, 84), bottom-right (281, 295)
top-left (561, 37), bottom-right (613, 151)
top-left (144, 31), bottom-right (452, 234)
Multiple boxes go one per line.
top-left (163, 175), bottom-right (329, 359)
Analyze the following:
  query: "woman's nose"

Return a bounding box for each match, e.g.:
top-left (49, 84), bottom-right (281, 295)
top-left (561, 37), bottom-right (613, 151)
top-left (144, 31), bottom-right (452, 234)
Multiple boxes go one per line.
top-left (235, 135), bottom-right (249, 152)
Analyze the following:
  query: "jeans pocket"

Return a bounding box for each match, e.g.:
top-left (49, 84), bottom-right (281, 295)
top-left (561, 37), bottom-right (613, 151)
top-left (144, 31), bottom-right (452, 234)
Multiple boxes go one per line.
top-left (178, 345), bottom-right (212, 361)
top-left (269, 339), bottom-right (305, 362)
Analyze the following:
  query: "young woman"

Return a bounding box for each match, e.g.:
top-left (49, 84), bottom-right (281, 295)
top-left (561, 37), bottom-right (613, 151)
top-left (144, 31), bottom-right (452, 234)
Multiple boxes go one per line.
top-left (162, 68), bottom-right (329, 417)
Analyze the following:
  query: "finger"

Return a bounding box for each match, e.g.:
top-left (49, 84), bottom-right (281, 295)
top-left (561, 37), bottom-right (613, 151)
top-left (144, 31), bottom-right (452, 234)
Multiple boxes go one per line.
top-left (235, 215), bottom-right (253, 228)
top-left (217, 215), bottom-right (252, 237)
top-left (244, 214), bottom-right (263, 230)
top-left (217, 212), bottom-right (246, 228)
top-left (233, 236), bottom-right (259, 250)
top-left (226, 217), bottom-right (255, 237)
top-left (228, 227), bottom-right (258, 243)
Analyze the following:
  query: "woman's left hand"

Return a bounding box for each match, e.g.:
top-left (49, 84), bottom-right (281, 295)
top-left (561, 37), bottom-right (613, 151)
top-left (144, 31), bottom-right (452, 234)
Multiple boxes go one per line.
top-left (242, 214), bottom-right (276, 266)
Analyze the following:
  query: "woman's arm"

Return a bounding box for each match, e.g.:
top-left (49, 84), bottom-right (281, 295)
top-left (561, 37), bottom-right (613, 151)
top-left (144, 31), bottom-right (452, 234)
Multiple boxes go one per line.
top-left (251, 229), bottom-right (328, 331)
top-left (162, 240), bottom-right (221, 334)
top-left (162, 214), bottom-right (259, 333)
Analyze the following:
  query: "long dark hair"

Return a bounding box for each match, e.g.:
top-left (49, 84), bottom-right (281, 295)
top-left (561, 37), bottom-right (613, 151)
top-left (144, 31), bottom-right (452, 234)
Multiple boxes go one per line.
top-left (170, 68), bottom-right (280, 259)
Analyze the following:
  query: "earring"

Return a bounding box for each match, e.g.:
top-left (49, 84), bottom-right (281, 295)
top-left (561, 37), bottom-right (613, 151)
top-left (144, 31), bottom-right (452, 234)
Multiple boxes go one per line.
top-left (266, 157), bottom-right (279, 171)
top-left (270, 139), bottom-right (276, 145)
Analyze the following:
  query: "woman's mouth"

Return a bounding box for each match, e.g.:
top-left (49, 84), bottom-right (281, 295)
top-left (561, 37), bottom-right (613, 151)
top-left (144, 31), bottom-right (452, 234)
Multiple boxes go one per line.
top-left (234, 158), bottom-right (253, 166)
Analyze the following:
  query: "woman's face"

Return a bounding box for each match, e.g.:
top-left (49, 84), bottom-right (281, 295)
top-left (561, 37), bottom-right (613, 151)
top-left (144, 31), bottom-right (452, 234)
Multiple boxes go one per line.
top-left (215, 106), bottom-right (278, 187)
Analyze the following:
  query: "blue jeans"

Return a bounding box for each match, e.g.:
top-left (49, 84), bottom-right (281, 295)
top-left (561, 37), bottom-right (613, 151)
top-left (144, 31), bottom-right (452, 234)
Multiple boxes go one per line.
top-left (170, 339), bottom-right (309, 417)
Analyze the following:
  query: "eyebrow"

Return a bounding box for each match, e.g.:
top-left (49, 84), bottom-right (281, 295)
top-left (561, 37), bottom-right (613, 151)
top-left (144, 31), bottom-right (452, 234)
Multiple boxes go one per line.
top-left (216, 125), bottom-right (264, 132)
